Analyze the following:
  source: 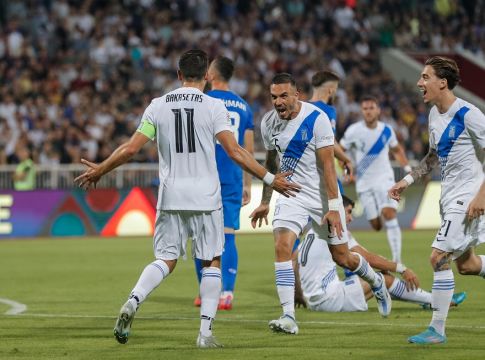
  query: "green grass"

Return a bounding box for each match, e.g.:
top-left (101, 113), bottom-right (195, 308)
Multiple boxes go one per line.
top-left (1, 231), bottom-right (484, 359)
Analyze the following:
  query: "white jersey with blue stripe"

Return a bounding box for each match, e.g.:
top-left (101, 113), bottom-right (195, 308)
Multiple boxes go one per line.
top-left (340, 121), bottom-right (398, 193)
top-left (428, 97), bottom-right (485, 213)
top-left (261, 102), bottom-right (335, 210)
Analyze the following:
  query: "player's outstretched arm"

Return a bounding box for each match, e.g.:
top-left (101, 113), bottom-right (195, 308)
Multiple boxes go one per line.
top-left (242, 130), bottom-right (254, 206)
top-left (389, 147), bottom-right (438, 201)
top-left (216, 130), bottom-right (301, 198)
top-left (350, 244), bottom-right (419, 290)
top-left (333, 142), bottom-right (353, 182)
top-left (317, 145), bottom-right (343, 239)
top-left (390, 144), bottom-right (412, 173)
top-left (248, 149), bottom-right (280, 228)
top-left (75, 132), bottom-right (150, 190)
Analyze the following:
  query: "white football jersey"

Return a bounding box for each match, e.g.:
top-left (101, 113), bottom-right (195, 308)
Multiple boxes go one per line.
top-left (340, 121), bottom-right (398, 193)
top-left (141, 87), bottom-right (231, 210)
top-left (428, 97), bottom-right (485, 213)
top-left (261, 102), bottom-right (336, 210)
top-left (298, 229), bottom-right (360, 305)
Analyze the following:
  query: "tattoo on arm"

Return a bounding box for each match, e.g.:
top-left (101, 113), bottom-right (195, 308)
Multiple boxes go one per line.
top-left (410, 148), bottom-right (439, 182)
top-left (433, 253), bottom-right (452, 271)
top-left (261, 150), bottom-right (279, 204)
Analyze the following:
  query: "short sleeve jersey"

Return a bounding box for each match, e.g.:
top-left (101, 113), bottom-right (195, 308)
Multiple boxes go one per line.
top-left (310, 100), bottom-right (337, 134)
top-left (340, 121), bottom-right (398, 192)
top-left (138, 87), bottom-right (232, 211)
top-left (261, 102), bottom-right (335, 210)
top-left (428, 97), bottom-right (485, 213)
top-left (208, 89), bottom-right (254, 185)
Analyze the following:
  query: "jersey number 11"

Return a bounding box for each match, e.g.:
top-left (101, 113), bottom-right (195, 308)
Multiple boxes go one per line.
top-left (172, 108), bottom-right (196, 153)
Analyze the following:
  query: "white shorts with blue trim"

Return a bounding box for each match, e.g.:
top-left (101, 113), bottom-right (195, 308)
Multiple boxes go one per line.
top-left (358, 186), bottom-right (398, 220)
top-left (432, 211), bottom-right (485, 260)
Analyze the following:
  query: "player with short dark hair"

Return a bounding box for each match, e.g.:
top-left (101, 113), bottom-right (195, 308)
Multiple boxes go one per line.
top-left (75, 49), bottom-right (299, 348)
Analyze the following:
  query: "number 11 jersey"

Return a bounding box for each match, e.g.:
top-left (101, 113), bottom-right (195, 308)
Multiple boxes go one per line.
top-left (138, 87), bottom-right (232, 211)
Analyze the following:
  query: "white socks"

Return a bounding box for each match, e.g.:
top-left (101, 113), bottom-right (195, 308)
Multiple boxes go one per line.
top-left (385, 218), bottom-right (402, 263)
top-left (352, 252), bottom-right (381, 288)
top-left (430, 269), bottom-right (454, 336)
top-left (199, 267), bottom-right (221, 337)
top-left (479, 255), bottom-right (485, 277)
top-left (275, 261), bottom-right (295, 318)
top-left (130, 259), bottom-right (170, 307)
top-left (388, 278), bottom-right (432, 304)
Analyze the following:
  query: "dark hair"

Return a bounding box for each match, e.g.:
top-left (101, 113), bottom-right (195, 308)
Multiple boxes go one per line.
top-left (425, 56), bottom-right (460, 90)
top-left (311, 70), bottom-right (340, 88)
top-left (178, 49), bottom-right (208, 81)
top-left (360, 95), bottom-right (379, 105)
top-left (271, 73), bottom-right (297, 87)
top-left (342, 195), bottom-right (355, 208)
top-left (212, 56), bottom-right (234, 82)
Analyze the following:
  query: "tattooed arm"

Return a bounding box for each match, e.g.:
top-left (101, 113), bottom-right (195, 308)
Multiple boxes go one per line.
top-left (388, 147), bottom-right (439, 201)
top-left (409, 147), bottom-right (439, 182)
top-left (249, 149), bottom-right (280, 228)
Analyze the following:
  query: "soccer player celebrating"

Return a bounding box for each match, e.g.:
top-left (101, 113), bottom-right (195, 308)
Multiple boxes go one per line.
top-left (340, 95), bottom-right (412, 262)
top-left (74, 50), bottom-right (299, 348)
top-left (193, 56), bottom-right (254, 310)
top-left (295, 195), bottom-right (467, 312)
top-left (250, 73), bottom-right (392, 335)
top-left (389, 56), bottom-right (485, 344)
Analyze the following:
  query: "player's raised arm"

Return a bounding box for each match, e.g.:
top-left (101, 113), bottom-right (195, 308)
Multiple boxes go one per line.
top-left (389, 147), bottom-right (439, 201)
top-left (75, 131), bottom-right (151, 190)
top-left (216, 130), bottom-right (300, 198)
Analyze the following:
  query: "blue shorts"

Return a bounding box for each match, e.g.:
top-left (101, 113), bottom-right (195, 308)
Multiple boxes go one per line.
top-left (221, 183), bottom-right (243, 230)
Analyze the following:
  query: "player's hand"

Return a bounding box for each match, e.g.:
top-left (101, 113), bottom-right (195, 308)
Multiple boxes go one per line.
top-left (74, 159), bottom-right (102, 190)
top-left (388, 179), bottom-right (409, 201)
top-left (466, 193), bottom-right (485, 220)
top-left (342, 160), bottom-right (354, 184)
top-left (401, 268), bottom-right (419, 291)
top-left (295, 290), bottom-right (307, 308)
top-left (322, 210), bottom-right (343, 239)
top-left (242, 185), bottom-right (251, 207)
top-left (249, 203), bottom-right (270, 228)
top-left (271, 171), bottom-right (301, 198)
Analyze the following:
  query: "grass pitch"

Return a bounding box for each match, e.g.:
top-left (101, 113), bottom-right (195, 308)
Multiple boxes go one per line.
top-left (1, 230), bottom-right (484, 360)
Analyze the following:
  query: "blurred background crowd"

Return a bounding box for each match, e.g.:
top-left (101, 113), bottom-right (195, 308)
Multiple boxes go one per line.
top-left (1, 0), bottom-right (484, 166)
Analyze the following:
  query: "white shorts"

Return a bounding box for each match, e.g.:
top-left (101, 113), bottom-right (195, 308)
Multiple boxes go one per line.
top-left (359, 187), bottom-right (398, 220)
top-left (309, 275), bottom-right (368, 312)
top-left (432, 211), bottom-right (485, 260)
top-left (153, 209), bottom-right (224, 261)
top-left (272, 199), bottom-right (348, 245)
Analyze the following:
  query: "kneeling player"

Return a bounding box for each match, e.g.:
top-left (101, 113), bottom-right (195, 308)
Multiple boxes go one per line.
top-left (294, 195), bottom-right (466, 312)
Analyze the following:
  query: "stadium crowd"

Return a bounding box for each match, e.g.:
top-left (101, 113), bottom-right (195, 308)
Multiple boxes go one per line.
top-left (0, 0), bottom-right (482, 166)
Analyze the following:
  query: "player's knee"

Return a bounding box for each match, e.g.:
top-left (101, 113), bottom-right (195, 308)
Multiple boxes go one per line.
top-left (381, 208), bottom-right (396, 221)
top-left (333, 252), bottom-right (356, 269)
top-left (429, 253), bottom-right (451, 271)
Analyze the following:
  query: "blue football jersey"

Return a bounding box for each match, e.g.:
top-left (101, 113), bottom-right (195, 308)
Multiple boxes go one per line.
top-left (310, 100), bottom-right (337, 134)
top-left (208, 90), bottom-right (254, 185)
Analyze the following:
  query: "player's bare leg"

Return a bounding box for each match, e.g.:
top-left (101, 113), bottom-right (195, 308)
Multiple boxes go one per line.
top-left (369, 218), bottom-right (382, 231)
top-left (455, 248), bottom-right (485, 276)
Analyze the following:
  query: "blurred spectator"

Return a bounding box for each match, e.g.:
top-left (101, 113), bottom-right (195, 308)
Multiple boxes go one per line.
top-left (1, 0), bottom-right (481, 170)
top-left (13, 147), bottom-right (36, 190)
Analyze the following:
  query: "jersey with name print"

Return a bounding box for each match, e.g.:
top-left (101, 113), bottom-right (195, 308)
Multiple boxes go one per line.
top-left (208, 89), bottom-right (254, 185)
top-left (340, 121), bottom-right (398, 193)
top-left (140, 87), bottom-right (232, 211)
top-left (428, 97), bottom-right (485, 213)
top-left (261, 102), bottom-right (335, 210)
